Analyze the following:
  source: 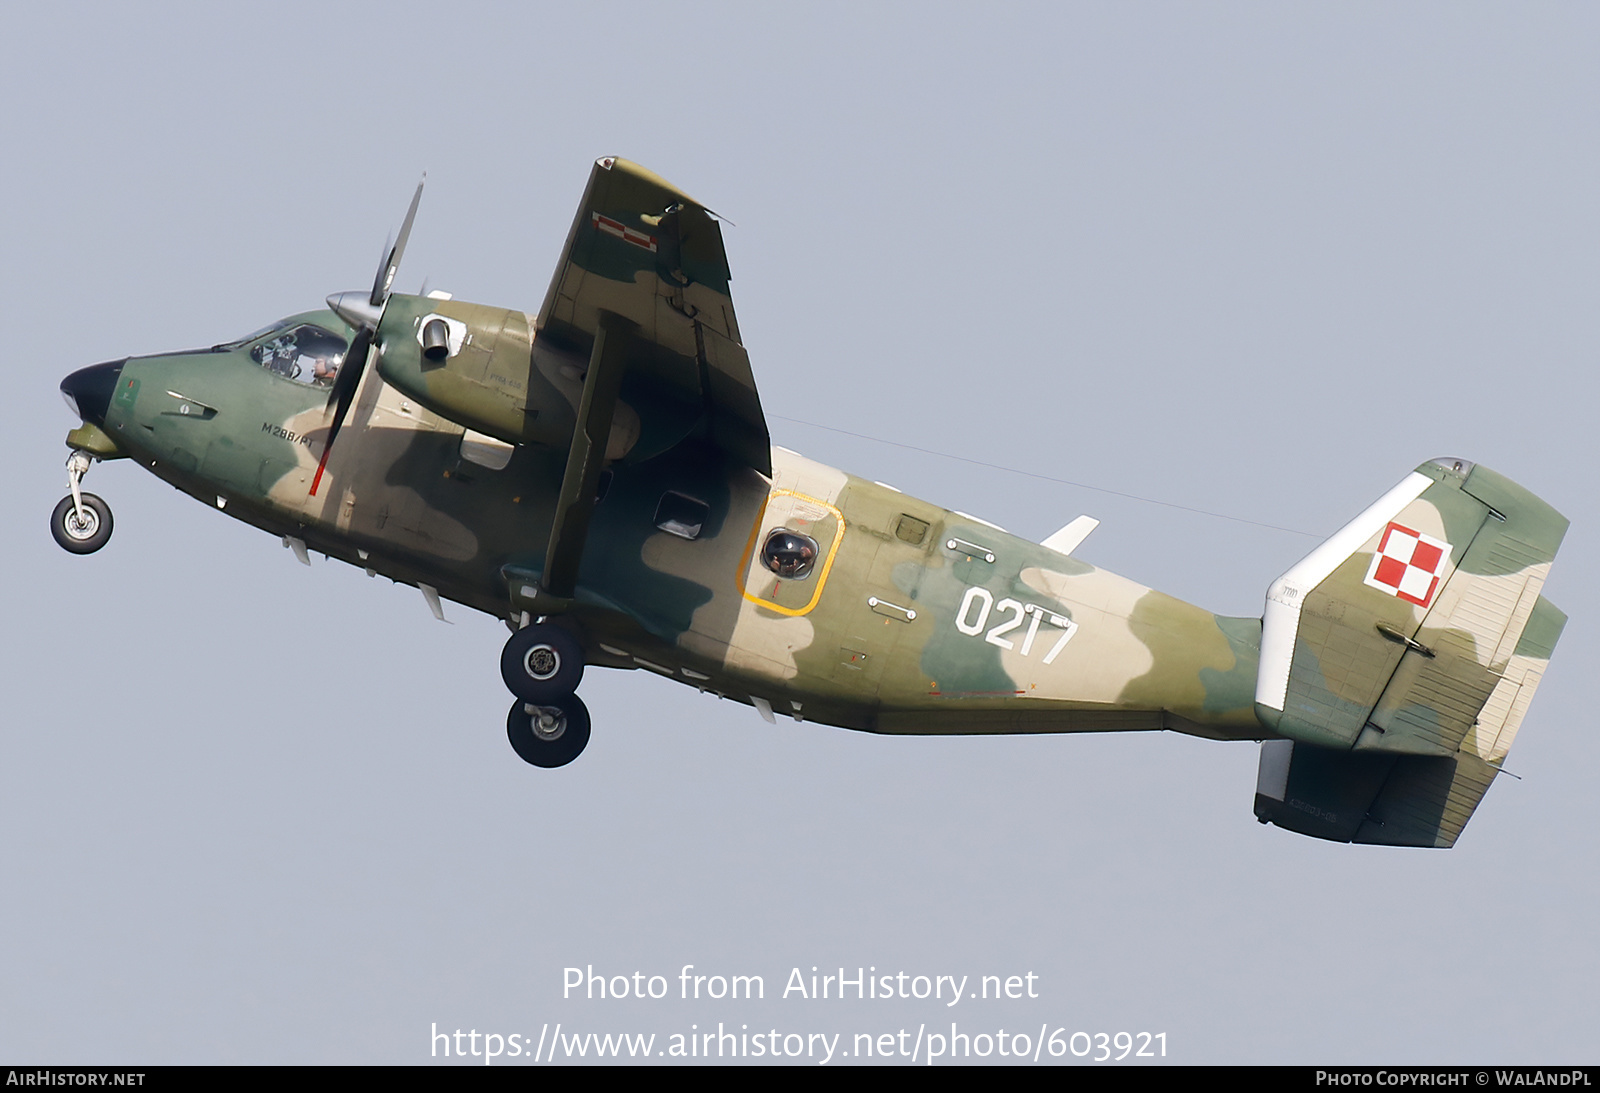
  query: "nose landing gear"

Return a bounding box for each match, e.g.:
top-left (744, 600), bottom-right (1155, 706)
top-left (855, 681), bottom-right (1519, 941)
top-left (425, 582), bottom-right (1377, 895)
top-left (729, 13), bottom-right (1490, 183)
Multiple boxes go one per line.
top-left (500, 621), bottom-right (591, 767)
top-left (52, 451), bottom-right (113, 554)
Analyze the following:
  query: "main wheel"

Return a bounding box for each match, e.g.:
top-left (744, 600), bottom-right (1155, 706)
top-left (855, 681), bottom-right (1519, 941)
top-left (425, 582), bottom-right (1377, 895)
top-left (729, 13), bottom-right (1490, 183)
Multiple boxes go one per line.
top-left (500, 623), bottom-right (585, 703)
top-left (51, 493), bottom-right (113, 554)
top-left (506, 694), bottom-right (591, 768)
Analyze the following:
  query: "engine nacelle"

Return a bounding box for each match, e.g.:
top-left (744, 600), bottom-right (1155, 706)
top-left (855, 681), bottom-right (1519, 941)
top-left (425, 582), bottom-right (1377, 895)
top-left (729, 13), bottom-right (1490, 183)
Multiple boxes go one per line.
top-left (374, 294), bottom-right (640, 459)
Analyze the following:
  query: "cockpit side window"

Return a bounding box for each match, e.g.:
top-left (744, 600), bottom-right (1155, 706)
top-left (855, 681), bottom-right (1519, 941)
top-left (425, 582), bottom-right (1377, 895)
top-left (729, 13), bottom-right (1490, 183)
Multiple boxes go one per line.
top-left (249, 324), bottom-right (348, 387)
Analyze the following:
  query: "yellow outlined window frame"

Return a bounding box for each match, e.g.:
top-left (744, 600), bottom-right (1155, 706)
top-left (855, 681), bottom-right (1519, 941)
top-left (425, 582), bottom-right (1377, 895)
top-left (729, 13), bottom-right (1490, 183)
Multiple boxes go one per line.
top-left (735, 489), bottom-right (846, 617)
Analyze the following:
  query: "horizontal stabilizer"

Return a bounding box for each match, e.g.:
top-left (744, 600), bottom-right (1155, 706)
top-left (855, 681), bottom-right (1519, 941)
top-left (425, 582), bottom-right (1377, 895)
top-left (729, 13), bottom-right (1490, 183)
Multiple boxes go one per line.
top-left (1253, 732), bottom-right (1530, 848)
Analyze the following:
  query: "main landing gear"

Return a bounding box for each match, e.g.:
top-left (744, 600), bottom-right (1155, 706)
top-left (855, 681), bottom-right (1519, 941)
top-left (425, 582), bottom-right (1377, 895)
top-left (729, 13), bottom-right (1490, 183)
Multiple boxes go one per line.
top-left (506, 694), bottom-right (591, 768)
top-left (501, 621), bottom-right (590, 768)
top-left (52, 451), bottom-right (113, 555)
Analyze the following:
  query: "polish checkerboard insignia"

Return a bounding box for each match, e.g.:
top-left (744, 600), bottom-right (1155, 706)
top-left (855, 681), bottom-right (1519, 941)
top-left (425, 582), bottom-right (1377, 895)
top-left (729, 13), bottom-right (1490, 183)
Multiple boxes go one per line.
top-left (1364, 522), bottom-right (1452, 607)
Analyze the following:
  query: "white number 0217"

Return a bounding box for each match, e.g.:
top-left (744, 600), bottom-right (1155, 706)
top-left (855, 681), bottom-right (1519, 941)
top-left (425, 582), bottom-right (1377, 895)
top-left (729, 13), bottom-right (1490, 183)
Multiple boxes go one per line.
top-left (954, 586), bottom-right (1078, 664)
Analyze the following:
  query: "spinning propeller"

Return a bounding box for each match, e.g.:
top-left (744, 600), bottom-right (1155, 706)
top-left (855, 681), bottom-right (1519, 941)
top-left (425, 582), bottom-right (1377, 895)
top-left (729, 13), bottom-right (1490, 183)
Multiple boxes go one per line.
top-left (312, 177), bottom-right (425, 496)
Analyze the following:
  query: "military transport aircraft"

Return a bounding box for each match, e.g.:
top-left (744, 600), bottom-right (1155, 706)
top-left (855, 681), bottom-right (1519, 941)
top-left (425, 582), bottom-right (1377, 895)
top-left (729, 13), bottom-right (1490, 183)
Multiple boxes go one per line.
top-left (54, 158), bottom-right (1567, 847)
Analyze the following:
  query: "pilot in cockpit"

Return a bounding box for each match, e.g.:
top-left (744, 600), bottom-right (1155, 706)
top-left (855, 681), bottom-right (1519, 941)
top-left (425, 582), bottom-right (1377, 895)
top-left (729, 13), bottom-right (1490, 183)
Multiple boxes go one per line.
top-left (311, 355), bottom-right (339, 386)
top-left (248, 323), bottom-right (347, 387)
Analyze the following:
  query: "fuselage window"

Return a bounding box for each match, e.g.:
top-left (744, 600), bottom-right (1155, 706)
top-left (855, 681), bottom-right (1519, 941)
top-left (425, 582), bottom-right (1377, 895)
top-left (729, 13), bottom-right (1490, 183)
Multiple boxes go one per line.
top-left (250, 324), bottom-right (349, 387)
top-left (761, 529), bottom-right (819, 579)
top-left (655, 491), bottom-right (709, 540)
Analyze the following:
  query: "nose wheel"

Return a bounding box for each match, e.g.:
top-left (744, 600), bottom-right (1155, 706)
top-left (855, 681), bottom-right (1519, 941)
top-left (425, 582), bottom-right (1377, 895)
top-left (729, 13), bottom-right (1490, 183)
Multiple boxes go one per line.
top-left (52, 451), bottom-right (113, 554)
top-left (52, 493), bottom-right (113, 553)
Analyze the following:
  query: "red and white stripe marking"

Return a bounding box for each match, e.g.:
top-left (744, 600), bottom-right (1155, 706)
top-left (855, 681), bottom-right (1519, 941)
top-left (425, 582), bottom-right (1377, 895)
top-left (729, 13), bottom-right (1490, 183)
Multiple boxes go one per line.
top-left (591, 212), bottom-right (657, 253)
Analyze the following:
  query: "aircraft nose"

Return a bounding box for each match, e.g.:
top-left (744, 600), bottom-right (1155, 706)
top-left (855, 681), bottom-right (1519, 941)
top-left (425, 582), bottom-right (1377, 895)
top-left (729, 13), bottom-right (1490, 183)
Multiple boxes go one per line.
top-left (60, 359), bottom-right (125, 427)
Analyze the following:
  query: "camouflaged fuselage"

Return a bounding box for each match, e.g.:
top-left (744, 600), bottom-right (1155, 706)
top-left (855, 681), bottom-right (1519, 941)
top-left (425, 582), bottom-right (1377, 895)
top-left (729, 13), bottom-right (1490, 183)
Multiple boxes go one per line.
top-left (60, 157), bottom-right (1565, 846)
top-left (91, 325), bottom-right (1264, 741)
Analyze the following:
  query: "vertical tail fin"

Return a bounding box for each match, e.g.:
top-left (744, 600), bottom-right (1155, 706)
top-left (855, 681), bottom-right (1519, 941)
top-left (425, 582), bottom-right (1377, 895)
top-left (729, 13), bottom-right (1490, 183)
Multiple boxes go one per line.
top-left (1252, 459), bottom-right (1566, 846)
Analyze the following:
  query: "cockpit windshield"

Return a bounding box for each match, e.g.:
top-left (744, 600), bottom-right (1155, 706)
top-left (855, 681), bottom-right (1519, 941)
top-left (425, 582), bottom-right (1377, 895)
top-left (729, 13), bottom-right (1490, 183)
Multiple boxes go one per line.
top-left (214, 321), bottom-right (284, 351)
top-left (246, 323), bottom-right (348, 387)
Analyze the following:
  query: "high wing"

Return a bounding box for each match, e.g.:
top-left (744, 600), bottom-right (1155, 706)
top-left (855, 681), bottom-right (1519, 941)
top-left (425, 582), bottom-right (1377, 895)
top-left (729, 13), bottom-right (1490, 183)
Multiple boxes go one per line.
top-left (537, 157), bottom-right (769, 475)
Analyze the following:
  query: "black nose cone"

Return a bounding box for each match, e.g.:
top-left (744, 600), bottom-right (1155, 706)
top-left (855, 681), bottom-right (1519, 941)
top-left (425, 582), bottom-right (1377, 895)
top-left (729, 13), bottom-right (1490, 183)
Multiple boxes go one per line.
top-left (61, 359), bottom-right (125, 427)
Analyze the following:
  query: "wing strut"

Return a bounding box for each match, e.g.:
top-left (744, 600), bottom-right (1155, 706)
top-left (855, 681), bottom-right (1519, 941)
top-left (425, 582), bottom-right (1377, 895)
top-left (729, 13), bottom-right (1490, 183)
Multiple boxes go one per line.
top-left (538, 310), bottom-right (633, 605)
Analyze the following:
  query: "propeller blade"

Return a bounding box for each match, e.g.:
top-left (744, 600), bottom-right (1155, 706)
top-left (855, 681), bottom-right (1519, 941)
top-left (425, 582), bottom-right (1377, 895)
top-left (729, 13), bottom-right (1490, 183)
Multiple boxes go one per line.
top-left (322, 324), bottom-right (370, 413)
top-left (318, 175), bottom-right (424, 495)
top-left (311, 326), bottom-right (373, 496)
top-left (369, 176), bottom-right (425, 307)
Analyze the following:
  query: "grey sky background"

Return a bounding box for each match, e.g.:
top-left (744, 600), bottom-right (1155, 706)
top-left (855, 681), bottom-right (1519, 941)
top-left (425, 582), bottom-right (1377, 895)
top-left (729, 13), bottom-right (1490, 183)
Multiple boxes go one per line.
top-left (2, 2), bottom-right (1596, 1064)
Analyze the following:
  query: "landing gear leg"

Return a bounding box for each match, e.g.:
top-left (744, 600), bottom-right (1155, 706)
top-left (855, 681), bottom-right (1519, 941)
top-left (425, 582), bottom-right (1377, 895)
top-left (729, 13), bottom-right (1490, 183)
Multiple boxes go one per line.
top-left (506, 694), bottom-right (591, 767)
top-left (52, 452), bottom-right (113, 554)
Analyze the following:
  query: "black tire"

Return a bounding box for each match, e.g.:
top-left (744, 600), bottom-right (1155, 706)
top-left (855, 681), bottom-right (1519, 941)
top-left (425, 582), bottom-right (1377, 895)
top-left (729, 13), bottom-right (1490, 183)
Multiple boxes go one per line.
top-left (506, 694), bottom-right (591, 768)
top-left (500, 623), bottom-right (585, 703)
top-left (51, 493), bottom-right (113, 554)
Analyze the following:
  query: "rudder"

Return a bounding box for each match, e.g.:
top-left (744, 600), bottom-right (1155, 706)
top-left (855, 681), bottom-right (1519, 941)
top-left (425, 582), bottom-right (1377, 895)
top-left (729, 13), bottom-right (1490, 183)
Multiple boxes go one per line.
top-left (1252, 458), bottom-right (1567, 846)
